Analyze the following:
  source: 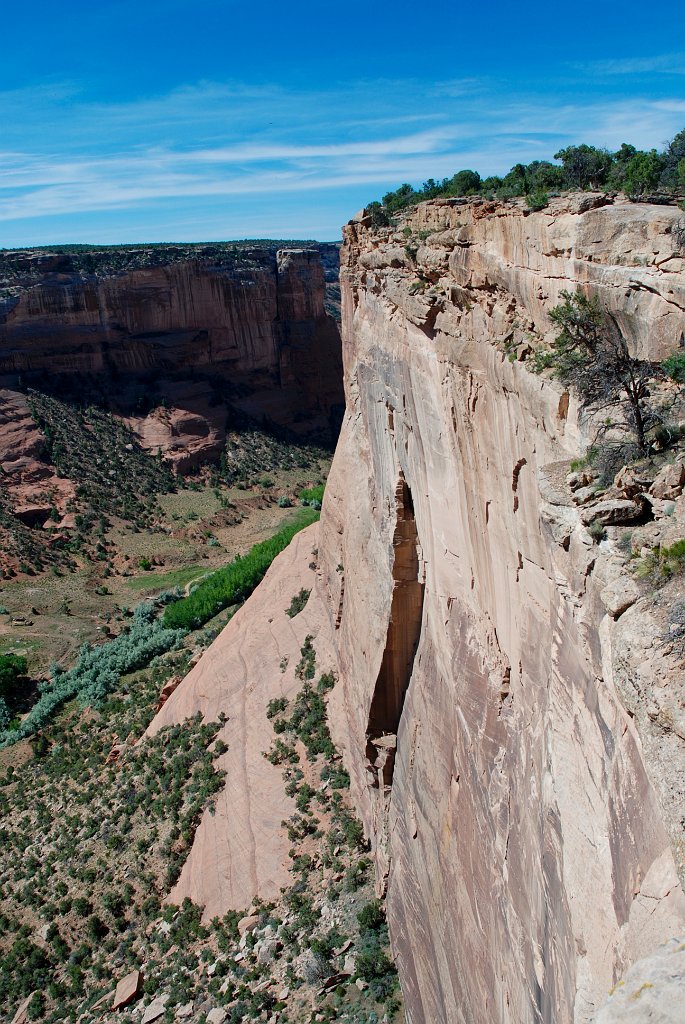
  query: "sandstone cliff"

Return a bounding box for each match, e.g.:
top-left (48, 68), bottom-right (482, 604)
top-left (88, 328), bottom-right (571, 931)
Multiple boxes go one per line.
top-left (145, 195), bottom-right (685, 1024)
top-left (318, 194), bottom-right (685, 1023)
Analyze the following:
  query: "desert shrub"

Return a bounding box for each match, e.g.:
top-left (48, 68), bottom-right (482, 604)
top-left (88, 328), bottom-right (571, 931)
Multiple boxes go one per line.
top-left (0, 654), bottom-right (29, 725)
top-left (286, 589), bottom-right (310, 618)
top-left (299, 484), bottom-right (325, 507)
top-left (636, 538), bottom-right (685, 580)
top-left (587, 522), bottom-right (607, 543)
top-left (526, 190), bottom-right (549, 211)
top-left (355, 899), bottom-right (398, 999)
top-left (663, 351), bottom-right (685, 384)
top-left (266, 697), bottom-right (288, 719)
top-left (536, 290), bottom-right (660, 456)
top-left (295, 635), bottom-right (316, 681)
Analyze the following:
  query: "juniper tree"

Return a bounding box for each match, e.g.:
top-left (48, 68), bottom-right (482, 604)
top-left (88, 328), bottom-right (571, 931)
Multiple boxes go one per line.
top-left (540, 289), bottom-right (659, 455)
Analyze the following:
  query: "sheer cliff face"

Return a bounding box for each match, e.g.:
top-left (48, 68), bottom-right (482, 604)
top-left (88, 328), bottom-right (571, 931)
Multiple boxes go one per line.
top-left (0, 248), bottom-right (343, 449)
top-left (319, 196), bottom-right (685, 1024)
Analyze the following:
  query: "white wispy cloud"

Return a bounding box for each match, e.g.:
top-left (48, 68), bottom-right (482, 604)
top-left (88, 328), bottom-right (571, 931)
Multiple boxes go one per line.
top-left (573, 53), bottom-right (685, 76)
top-left (1, 77), bottom-right (684, 239)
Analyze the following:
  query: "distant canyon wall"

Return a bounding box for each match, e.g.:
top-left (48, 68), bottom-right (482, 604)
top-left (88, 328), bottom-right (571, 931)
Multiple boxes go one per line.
top-left (0, 245), bottom-right (343, 474)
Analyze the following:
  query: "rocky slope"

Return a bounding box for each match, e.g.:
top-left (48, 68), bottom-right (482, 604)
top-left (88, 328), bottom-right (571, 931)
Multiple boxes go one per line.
top-left (0, 244), bottom-right (342, 575)
top-left (139, 195), bottom-right (685, 1024)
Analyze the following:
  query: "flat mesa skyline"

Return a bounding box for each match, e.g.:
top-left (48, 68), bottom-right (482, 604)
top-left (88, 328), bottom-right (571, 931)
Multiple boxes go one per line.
top-left (2, 0), bottom-right (685, 247)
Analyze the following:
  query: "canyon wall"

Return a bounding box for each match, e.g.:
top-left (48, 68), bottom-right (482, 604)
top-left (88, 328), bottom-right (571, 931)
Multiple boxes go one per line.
top-left (317, 194), bottom-right (685, 1023)
top-left (0, 246), bottom-right (343, 467)
top-left (139, 196), bottom-right (685, 1022)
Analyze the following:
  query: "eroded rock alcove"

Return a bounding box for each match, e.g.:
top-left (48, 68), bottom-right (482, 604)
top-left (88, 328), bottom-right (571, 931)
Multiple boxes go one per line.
top-left (366, 473), bottom-right (425, 791)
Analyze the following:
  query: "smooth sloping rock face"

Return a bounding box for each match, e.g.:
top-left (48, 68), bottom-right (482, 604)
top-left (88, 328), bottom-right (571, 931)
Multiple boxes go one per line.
top-left (317, 197), bottom-right (685, 1024)
top-left (145, 524), bottom-right (335, 919)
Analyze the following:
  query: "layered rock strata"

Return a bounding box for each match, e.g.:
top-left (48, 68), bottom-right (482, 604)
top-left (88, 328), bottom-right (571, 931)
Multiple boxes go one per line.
top-left (0, 246), bottom-right (343, 460)
top-left (317, 195), bottom-right (685, 1024)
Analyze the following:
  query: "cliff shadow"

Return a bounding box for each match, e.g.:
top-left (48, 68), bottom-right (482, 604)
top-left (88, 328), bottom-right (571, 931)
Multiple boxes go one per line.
top-left (366, 474), bottom-right (425, 790)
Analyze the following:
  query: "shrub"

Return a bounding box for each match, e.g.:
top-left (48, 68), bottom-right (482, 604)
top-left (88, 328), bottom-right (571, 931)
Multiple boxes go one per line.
top-left (0, 654), bottom-right (28, 701)
top-left (299, 484), bottom-right (325, 507)
top-left (662, 351), bottom-right (685, 384)
top-left (526, 190), bottom-right (549, 211)
top-left (0, 604), bottom-right (186, 746)
top-left (539, 290), bottom-right (660, 455)
top-left (286, 589), bottom-right (310, 618)
top-left (622, 150), bottom-right (664, 199)
top-left (636, 538), bottom-right (685, 580)
top-left (587, 522), bottom-right (607, 543)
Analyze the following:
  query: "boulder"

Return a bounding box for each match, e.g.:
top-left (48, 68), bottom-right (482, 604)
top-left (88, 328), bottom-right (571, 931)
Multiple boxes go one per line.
top-left (594, 936), bottom-right (685, 1022)
top-left (650, 461), bottom-right (685, 500)
top-left (142, 994), bottom-right (169, 1024)
top-left (157, 675), bottom-right (182, 712)
top-left (296, 949), bottom-right (326, 984)
top-left (614, 465), bottom-right (654, 498)
top-left (112, 969), bottom-right (144, 1010)
top-left (206, 1009), bottom-right (227, 1024)
top-left (106, 739), bottom-right (127, 765)
top-left (580, 499), bottom-right (645, 526)
top-left (540, 503), bottom-right (579, 547)
top-left (572, 485), bottom-right (598, 506)
top-left (237, 914), bottom-right (260, 936)
top-left (567, 470), bottom-right (594, 491)
top-left (600, 577), bottom-right (640, 619)
top-left (256, 938), bottom-right (279, 964)
top-left (14, 504), bottom-right (51, 527)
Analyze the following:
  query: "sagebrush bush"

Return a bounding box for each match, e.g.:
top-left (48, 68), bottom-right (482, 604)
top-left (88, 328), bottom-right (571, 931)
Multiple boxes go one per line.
top-left (0, 604), bottom-right (186, 746)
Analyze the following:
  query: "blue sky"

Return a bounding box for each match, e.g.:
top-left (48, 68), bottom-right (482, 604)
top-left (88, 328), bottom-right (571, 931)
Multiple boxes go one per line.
top-left (2, 0), bottom-right (684, 246)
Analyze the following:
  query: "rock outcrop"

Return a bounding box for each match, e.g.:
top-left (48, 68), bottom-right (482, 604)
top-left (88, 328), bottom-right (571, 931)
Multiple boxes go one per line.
top-left (146, 525), bottom-right (336, 919)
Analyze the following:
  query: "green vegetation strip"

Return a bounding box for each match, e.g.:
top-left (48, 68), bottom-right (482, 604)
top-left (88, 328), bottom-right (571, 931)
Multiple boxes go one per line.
top-left (299, 483), bottom-right (325, 506)
top-left (163, 507), bottom-right (319, 631)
